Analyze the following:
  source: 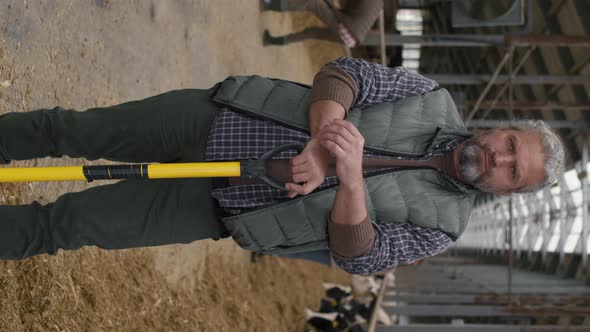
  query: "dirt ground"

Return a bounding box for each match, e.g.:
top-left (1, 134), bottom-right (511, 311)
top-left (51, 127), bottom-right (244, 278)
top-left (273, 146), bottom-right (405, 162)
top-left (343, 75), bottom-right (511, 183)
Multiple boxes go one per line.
top-left (0, 1), bottom-right (350, 331)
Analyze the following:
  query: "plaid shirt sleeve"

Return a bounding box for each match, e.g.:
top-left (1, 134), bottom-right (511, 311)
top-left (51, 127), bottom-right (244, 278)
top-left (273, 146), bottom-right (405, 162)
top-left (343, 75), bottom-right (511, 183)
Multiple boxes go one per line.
top-left (333, 222), bottom-right (453, 274)
top-left (330, 57), bottom-right (438, 108)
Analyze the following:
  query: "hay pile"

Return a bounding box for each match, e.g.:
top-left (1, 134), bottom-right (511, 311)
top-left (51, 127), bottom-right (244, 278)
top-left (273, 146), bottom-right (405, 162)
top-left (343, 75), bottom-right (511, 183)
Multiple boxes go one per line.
top-left (0, 249), bottom-right (348, 331)
top-left (0, 183), bottom-right (350, 331)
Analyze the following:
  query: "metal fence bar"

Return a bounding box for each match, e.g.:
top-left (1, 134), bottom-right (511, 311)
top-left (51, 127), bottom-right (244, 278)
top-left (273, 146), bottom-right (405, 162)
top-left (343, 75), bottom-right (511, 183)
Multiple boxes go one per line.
top-left (384, 293), bottom-right (590, 304)
top-left (425, 74), bottom-right (590, 85)
top-left (376, 325), bottom-right (590, 332)
top-left (543, 188), bottom-right (560, 260)
top-left (385, 285), bottom-right (590, 294)
top-left (582, 139), bottom-right (589, 269)
top-left (467, 120), bottom-right (586, 129)
top-left (367, 272), bottom-right (393, 332)
top-left (559, 175), bottom-right (567, 266)
top-left (378, 9), bottom-right (386, 66)
top-left (384, 304), bottom-right (524, 317)
top-left (526, 195), bottom-right (539, 262)
top-left (469, 101), bottom-right (590, 112)
top-left (508, 197), bottom-right (513, 298)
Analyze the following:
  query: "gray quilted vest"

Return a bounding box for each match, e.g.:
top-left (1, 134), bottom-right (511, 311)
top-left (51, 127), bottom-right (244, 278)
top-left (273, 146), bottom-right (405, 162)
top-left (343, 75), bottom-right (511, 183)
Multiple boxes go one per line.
top-left (209, 76), bottom-right (477, 254)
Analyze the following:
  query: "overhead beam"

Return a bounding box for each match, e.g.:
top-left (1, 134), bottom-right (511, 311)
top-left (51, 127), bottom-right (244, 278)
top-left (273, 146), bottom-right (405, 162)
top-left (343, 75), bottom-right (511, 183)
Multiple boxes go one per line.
top-left (363, 33), bottom-right (590, 47)
top-left (465, 48), bottom-right (514, 126)
top-left (478, 46), bottom-right (537, 121)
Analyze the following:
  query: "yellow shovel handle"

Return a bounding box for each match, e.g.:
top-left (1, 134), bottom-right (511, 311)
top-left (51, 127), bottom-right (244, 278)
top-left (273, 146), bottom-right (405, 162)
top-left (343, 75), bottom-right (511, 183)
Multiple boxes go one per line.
top-left (0, 162), bottom-right (242, 182)
top-left (148, 162), bottom-right (241, 179)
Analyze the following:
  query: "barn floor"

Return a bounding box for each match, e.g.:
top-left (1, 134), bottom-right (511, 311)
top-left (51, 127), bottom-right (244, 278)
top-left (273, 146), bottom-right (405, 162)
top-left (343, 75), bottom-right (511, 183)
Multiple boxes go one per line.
top-left (0, 1), bottom-right (349, 331)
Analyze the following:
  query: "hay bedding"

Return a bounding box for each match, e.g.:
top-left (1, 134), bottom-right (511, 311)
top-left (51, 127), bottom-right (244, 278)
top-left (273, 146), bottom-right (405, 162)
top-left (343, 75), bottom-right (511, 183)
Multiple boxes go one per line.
top-left (0, 183), bottom-right (349, 332)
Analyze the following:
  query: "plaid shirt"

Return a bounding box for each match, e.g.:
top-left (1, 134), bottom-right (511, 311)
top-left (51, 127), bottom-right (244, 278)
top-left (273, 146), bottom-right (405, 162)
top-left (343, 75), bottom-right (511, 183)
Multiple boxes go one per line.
top-left (205, 57), bottom-right (454, 274)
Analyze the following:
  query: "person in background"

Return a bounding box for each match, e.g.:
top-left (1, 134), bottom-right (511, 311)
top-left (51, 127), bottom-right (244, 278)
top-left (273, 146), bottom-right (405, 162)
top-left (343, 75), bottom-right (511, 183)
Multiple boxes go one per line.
top-left (262, 0), bottom-right (383, 48)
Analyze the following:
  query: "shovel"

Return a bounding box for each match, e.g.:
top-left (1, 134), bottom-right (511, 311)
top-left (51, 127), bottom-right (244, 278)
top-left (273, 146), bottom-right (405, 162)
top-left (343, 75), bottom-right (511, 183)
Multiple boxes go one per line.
top-left (0, 143), bottom-right (305, 191)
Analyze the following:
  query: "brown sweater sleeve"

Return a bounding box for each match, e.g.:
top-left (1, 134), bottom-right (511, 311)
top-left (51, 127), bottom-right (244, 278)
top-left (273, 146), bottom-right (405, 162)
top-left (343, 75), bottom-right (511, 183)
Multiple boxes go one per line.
top-left (339, 0), bottom-right (383, 43)
top-left (328, 216), bottom-right (375, 260)
top-left (309, 64), bottom-right (358, 112)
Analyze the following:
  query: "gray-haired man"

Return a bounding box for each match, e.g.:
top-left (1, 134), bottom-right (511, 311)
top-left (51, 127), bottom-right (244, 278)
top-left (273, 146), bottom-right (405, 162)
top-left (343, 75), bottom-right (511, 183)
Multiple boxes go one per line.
top-left (0, 57), bottom-right (564, 275)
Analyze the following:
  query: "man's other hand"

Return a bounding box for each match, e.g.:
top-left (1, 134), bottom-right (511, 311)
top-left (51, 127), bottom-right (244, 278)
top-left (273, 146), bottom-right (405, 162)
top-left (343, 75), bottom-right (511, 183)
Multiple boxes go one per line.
top-left (319, 119), bottom-right (364, 187)
top-left (338, 23), bottom-right (357, 48)
top-left (286, 138), bottom-right (330, 198)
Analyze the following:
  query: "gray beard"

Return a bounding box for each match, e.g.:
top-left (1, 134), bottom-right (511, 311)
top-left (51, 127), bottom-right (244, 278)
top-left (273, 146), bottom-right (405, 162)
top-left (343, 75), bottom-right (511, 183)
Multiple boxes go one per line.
top-left (459, 138), bottom-right (494, 191)
top-left (460, 140), bottom-right (483, 184)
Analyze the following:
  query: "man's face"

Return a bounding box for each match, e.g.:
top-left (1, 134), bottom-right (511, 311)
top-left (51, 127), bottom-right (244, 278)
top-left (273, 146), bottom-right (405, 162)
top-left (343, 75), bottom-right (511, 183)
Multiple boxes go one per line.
top-left (456, 128), bottom-right (546, 194)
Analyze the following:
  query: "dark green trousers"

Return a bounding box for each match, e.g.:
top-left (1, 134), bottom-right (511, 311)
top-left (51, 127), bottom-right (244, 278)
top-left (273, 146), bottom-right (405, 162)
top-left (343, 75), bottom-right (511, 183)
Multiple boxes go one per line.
top-left (0, 89), bottom-right (229, 260)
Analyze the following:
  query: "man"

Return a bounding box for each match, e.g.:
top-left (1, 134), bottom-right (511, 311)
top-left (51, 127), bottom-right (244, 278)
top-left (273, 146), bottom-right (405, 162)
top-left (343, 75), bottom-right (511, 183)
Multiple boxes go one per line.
top-left (262, 0), bottom-right (382, 48)
top-left (0, 57), bottom-right (564, 275)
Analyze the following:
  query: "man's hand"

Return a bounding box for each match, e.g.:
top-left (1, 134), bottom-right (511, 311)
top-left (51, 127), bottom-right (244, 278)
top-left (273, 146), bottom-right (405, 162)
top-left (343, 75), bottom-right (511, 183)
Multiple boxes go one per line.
top-left (338, 23), bottom-right (357, 48)
top-left (287, 99), bottom-right (346, 199)
top-left (319, 119), bottom-right (364, 187)
top-left (285, 138), bottom-right (331, 198)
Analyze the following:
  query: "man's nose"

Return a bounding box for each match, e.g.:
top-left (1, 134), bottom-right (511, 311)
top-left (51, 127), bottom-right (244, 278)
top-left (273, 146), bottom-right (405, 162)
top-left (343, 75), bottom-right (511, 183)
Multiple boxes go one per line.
top-left (491, 152), bottom-right (514, 167)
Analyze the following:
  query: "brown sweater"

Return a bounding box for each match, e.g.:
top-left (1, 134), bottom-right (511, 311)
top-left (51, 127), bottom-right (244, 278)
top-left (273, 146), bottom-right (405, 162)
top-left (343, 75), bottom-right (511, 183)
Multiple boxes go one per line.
top-left (310, 65), bottom-right (374, 259)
